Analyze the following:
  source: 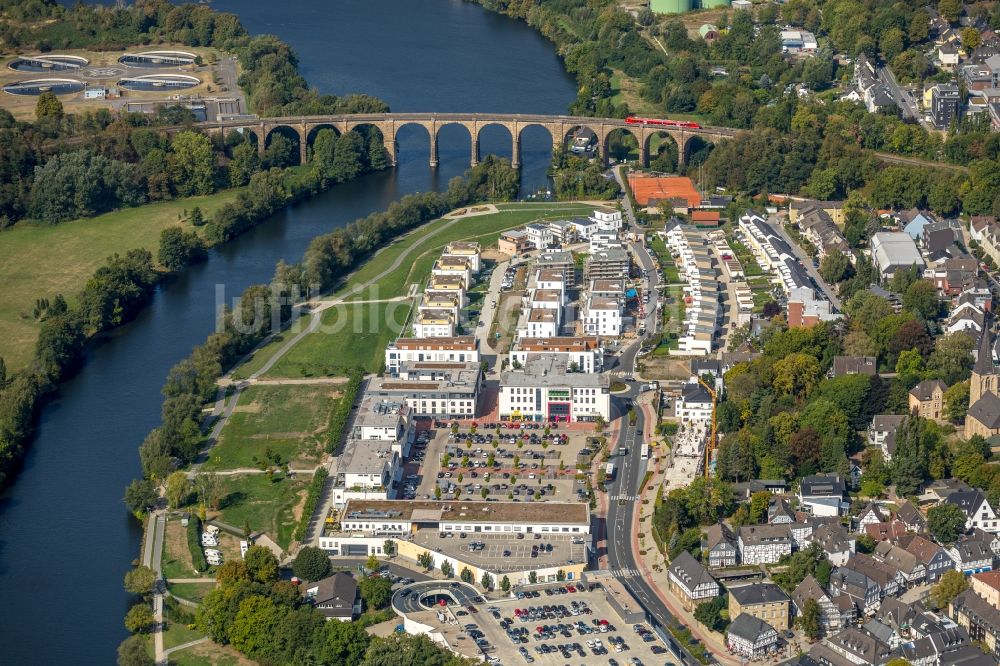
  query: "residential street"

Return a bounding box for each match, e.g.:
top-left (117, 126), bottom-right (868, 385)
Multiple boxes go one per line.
top-left (769, 216), bottom-right (843, 311)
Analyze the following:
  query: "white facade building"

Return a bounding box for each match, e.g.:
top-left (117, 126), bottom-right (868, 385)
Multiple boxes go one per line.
top-left (385, 337), bottom-right (479, 374)
top-left (499, 353), bottom-right (610, 423)
top-left (583, 295), bottom-right (622, 337)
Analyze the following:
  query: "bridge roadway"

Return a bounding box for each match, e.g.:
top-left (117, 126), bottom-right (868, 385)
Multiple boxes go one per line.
top-left (195, 112), bottom-right (738, 168)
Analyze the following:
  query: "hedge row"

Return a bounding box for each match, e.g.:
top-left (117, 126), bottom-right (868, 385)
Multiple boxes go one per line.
top-left (187, 515), bottom-right (208, 573)
top-left (292, 466), bottom-right (329, 544)
top-left (326, 371), bottom-right (363, 454)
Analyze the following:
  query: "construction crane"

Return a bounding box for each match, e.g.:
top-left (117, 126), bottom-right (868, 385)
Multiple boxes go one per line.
top-left (699, 377), bottom-right (717, 480)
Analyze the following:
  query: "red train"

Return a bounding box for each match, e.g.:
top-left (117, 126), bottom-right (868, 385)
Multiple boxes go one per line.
top-left (625, 115), bottom-right (701, 129)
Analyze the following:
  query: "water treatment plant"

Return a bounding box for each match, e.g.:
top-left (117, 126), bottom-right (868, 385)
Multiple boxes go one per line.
top-left (2, 78), bottom-right (85, 96)
top-left (118, 50), bottom-right (197, 68)
top-left (7, 55), bottom-right (88, 72)
top-left (117, 73), bottom-right (200, 92)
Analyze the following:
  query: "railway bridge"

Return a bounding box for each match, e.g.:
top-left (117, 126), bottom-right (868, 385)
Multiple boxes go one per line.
top-left (196, 112), bottom-right (738, 168)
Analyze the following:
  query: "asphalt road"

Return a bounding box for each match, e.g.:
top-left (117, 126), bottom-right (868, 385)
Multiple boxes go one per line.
top-left (392, 580), bottom-right (481, 615)
top-left (880, 65), bottom-right (919, 122)
top-left (604, 394), bottom-right (703, 666)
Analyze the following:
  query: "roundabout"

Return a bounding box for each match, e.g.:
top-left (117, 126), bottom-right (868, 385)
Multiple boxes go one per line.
top-left (392, 579), bottom-right (481, 617)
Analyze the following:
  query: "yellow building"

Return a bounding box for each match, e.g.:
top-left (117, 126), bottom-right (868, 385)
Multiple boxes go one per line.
top-left (728, 583), bottom-right (791, 631)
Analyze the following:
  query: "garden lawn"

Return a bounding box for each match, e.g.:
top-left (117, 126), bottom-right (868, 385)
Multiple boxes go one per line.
top-left (162, 620), bottom-right (206, 650)
top-left (214, 474), bottom-right (309, 550)
top-left (202, 385), bottom-right (341, 470)
top-left (168, 641), bottom-right (250, 666)
top-left (0, 190), bottom-right (239, 370)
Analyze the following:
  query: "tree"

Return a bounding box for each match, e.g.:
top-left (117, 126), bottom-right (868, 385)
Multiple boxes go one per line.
top-left (481, 572), bottom-right (494, 591)
top-left (229, 141), bottom-right (261, 187)
top-left (773, 353), bottom-right (821, 399)
top-left (117, 635), bottom-right (154, 666)
top-left (694, 596), bottom-right (727, 632)
top-left (961, 27), bottom-right (981, 51)
top-left (440, 560), bottom-right (454, 577)
top-left (158, 227), bottom-right (206, 272)
top-left (500, 575), bottom-right (511, 592)
top-left (417, 552), bottom-right (433, 570)
top-left (360, 576), bottom-right (393, 610)
top-left (460, 567), bottom-right (474, 584)
top-left (243, 545), bottom-right (279, 583)
top-left (124, 565), bottom-right (157, 596)
top-left (165, 470), bottom-right (191, 508)
top-left (903, 281), bottom-right (940, 321)
top-left (123, 478), bottom-right (157, 518)
top-left (928, 502), bottom-right (967, 544)
top-left (939, 0), bottom-right (962, 24)
top-left (819, 252), bottom-right (852, 284)
top-left (365, 554), bottom-right (380, 572)
top-left (944, 381), bottom-right (970, 423)
top-left (36, 91), bottom-right (63, 121)
top-left (800, 598), bottom-right (822, 639)
top-left (931, 569), bottom-right (968, 609)
top-left (196, 471), bottom-right (223, 511)
top-left (124, 603), bottom-right (155, 634)
top-left (215, 560), bottom-right (251, 586)
top-left (293, 546), bottom-right (332, 581)
top-left (528, 571), bottom-right (538, 584)
top-left (169, 131), bottom-right (215, 197)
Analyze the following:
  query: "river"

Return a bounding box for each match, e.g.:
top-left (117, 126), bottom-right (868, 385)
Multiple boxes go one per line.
top-left (0, 1), bottom-right (575, 662)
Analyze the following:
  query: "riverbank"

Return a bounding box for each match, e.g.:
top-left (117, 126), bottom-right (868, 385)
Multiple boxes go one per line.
top-left (0, 190), bottom-right (242, 371)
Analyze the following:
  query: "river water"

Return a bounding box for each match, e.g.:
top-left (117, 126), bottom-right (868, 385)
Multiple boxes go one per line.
top-left (0, 1), bottom-right (574, 662)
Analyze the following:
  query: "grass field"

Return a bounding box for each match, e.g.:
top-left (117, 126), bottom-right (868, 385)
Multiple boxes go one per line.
top-left (168, 641), bottom-right (250, 666)
top-left (168, 582), bottom-right (216, 606)
top-left (162, 620), bottom-right (206, 650)
top-left (203, 385), bottom-right (342, 470)
top-left (230, 202), bottom-right (598, 380)
top-left (0, 190), bottom-right (240, 370)
top-left (215, 474), bottom-right (308, 550)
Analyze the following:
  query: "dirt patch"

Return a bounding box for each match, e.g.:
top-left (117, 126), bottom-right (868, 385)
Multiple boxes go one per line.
top-left (640, 356), bottom-right (690, 380)
top-left (232, 403), bottom-right (263, 414)
top-left (290, 487), bottom-right (308, 524)
top-left (250, 431), bottom-right (306, 440)
top-left (181, 639), bottom-right (256, 665)
top-left (164, 518), bottom-right (196, 575)
top-left (482, 249), bottom-right (508, 262)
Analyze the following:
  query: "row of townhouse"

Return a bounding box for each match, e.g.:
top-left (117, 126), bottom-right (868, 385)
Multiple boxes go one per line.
top-left (663, 221), bottom-right (721, 356)
top-left (738, 211), bottom-right (838, 328)
top-left (414, 241), bottom-right (482, 338)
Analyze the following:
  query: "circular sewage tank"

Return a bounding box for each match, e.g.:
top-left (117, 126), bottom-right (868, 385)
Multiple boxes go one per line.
top-left (117, 73), bottom-right (200, 91)
top-left (8, 54), bottom-right (89, 73)
top-left (3, 78), bottom-right (85, 96)
top-left (119, 50), bottom-right (197, 68)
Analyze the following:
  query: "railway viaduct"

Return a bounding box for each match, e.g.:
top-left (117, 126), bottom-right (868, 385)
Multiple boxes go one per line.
top-left (195, 112), bottom-right (738, 169)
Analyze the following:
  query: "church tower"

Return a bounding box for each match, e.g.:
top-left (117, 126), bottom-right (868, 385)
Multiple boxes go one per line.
top-left (971, 324), bottom-right (998, 406)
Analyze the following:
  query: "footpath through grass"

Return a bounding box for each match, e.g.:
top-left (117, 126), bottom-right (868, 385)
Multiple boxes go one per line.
top-left (0, 190), bottom-right (240, 370)
top-left (231, 202), bottom-right (598, 380)
top-left (215, 474), bottom-right (308, 550)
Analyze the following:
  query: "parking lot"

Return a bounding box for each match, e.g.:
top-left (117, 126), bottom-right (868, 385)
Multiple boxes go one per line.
top-left (399, 423), bottom-right (601, 504)
top-left (412, 531), bottom-right (588, 576)
top-left (459, 586), bottom-right (671, 666)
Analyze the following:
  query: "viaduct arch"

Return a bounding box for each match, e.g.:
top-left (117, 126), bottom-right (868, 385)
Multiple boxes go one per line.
top-left (198, 113), bottom-right (737, 169)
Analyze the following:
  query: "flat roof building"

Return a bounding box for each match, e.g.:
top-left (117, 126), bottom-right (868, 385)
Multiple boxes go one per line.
top-left (499, 353), bottom-right (610, 423)
top-left (371, 361), bottom-right (481, 419)
top-left (385, 336), bottom-right (479, 373)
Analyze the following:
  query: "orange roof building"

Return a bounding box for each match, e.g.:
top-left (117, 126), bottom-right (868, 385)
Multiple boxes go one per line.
top-left (628, 175), bottom-right (701, 208)
top-left (691, 210), bottom-right (721, 226)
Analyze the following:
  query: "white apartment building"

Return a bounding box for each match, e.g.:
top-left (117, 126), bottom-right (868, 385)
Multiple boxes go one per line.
top-left (529, 288), bottom-right (564, 310)
top-left (331, 439), bottom-right (400, 508)
top-left (426, 274), bottom-right (467, 307)
top-left (535, 269), bottom-right (567, 293)
top-left (385, 337), bottom-right (479, 374)
top-left (420, 291), bottom-right (461, 320)
top-left (509, 336), bottom-right (603, 374)
top-left (590, 278), bottom-right (625, 299)
top-left (442, 241), bottom-right (481, 273)
top-left (590, 231), bottom-right (623, 252)
top-left (413, 309), bottom-right (455, 338)
top-left (431, 256), bottom-right (472, 289)
top-left (676, 382), bottom-right (713, 423)
top-left (499, 353), bottom-right (610, 423)
top-left (525, 223), bottom-right (553, 250)
top-left (583, 295), bottom-right (622, 336)
top-left (592, 208), bottom-right (623, 233)
top-left (351, 397), bottom-right (414, 454)
top-left (370, 362), bottom-right (481, 419)
top-left (520, 308), bottom-right (560, 339)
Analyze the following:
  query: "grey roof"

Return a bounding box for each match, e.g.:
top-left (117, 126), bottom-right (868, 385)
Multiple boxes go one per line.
top-left (862, 619), bottom-right (896, 645)
top-left (910, 379), bottom-right (947, 401)
top-left (832, 356), bottom-right (877, 377)
top-left (306, 572), bottom-right (357, 618)
top-left (681, 382), bottom-right (713, 404)
top-left (946, 490), bottom-right (989, 517)
top-left (705, 522), bottom-right (736, 550)
top-left (952, 589), bottom-right (1000, 636)
top-left (792, 575), bottom-right (829, 612)
top-left (800, 475), bottom-right (846, 498)
top-left (871, 414), bottom-right (906, 432)
top-left (669, 551), bottom-right (716, 593)
top-left (728, 613), bottom-right (777, 642)
top-left (968, 392), bottom-right (1000, 430)
top-left (825, 626), bottom-right (893, 665)
top-left (728, 582), bottom-right (789, 606)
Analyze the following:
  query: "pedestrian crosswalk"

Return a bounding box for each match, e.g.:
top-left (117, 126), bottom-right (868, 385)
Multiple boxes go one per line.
top-left (609, 567), bottom-right (641, 578)
top-left (609, 370), bottom-right (633, 380)
top-left (609, 494), bottom-right (640, 501)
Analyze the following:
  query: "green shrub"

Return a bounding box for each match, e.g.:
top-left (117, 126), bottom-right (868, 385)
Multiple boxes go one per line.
top-left (187, 515), bottom-right (208, 573)
top-left (292, 467), bottom-right (329, 543)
